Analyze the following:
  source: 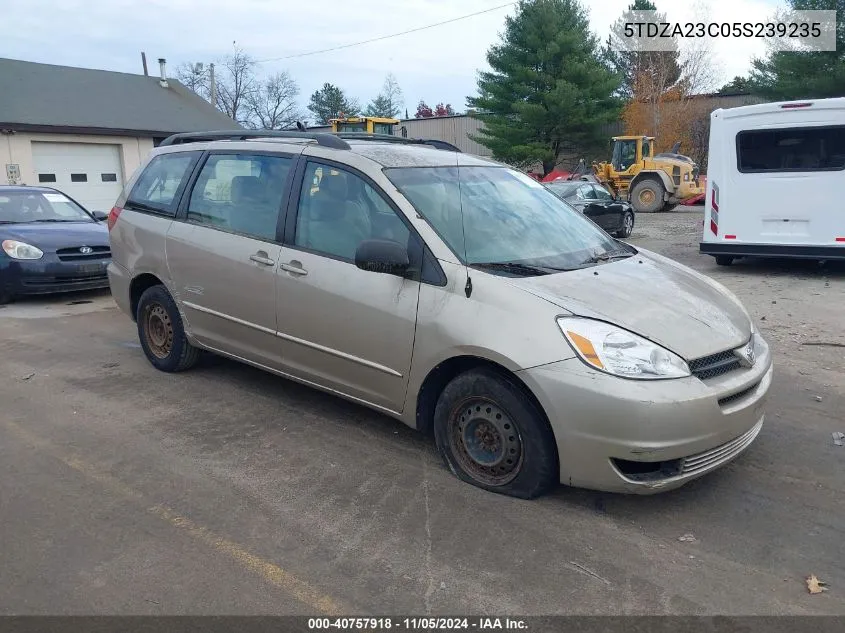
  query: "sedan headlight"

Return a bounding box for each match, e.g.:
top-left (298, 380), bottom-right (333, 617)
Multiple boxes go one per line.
top-left (2, 239), bottom-right (44, 260)
top-left (558, 317), bottom-right (690, 380)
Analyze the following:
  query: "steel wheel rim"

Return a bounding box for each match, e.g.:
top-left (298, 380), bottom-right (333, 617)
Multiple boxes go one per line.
top-left (144, 303), bottom-right (173, 359)
top-left (639, 189), bottom-right (655, 205)
top-left (448, 398), bottom-right (523, 486)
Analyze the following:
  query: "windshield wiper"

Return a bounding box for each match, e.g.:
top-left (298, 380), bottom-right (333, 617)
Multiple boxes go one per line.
top-left (580, 249), bottom-right (634, 265)
top-left (30, 218), bottom-right (80, 223)
top-left (471, 261), bottom-right (555, 276)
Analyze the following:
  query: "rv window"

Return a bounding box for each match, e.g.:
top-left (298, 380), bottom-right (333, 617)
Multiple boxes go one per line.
top-left (737, 125), bottom-right (845, 173)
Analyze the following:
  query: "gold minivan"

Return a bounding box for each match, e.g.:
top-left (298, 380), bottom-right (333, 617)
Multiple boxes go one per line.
top-left (107, 131), bottom-right (772, 499)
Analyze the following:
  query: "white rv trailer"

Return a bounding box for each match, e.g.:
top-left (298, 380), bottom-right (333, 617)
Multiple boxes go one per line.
top-left (701, 97), bottom-right (845, 265)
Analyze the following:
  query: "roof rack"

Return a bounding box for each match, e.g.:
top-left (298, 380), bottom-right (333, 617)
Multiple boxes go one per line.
top-left (158, 129), bottom-right (351, 149)
top-left (158, 129), bottom-right (462, 153)
top-left (334, 133), bottom-right (461, 152)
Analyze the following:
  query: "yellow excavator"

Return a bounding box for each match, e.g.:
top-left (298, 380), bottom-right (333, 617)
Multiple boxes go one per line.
top-left (329, 116), bottom-right (399, 135)
top-left (588, 136), bottom-right (704, 213)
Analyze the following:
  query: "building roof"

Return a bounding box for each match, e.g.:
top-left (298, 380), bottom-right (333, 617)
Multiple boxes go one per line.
top-left (0, 57), bottom-right (242, 137)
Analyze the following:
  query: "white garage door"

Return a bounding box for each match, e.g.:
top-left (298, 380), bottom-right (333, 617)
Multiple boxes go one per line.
top-left (31, 142), bottom-right (124, 212)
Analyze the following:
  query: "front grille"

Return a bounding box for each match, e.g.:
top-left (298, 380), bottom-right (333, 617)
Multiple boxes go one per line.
top-left (718, 382), bottom-right (760, 407)
top-left (681, 420), bottom-right (763, 475)
top-left (56, 245), bottom-right (111, 261)
top-left (689, 350), bottom-right (742, 380)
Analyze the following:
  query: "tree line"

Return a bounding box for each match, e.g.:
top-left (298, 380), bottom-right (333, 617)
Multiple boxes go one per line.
top-left (180, 0), bottom-right (844, 175)
top-left (177, 47), bottom-right (459, 130)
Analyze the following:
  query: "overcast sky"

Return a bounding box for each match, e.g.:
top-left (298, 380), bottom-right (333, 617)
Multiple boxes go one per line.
top-left (2, 0), bottom-right (784, 122)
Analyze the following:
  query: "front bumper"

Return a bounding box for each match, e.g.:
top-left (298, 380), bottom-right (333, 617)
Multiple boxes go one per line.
top-left (1, 255), bottom-right (111, 298)
top-left (518, 333), bottom-right (773, 494)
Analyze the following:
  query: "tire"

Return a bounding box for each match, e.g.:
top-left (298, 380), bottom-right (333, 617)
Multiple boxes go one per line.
top-left (630, 179), bottom-right (665, 213)
top-left (433, 368), bottom-right (558, 499)
top-left (715, 255), bottom-right (734, 266)
top-left (616, 211), bottom-right (634, 238)
top-left (662, 203), bottom-right (678, 212)
top-left (136, 284), bottom-right (200, 372)
top-left (0, 291), bottom-right (13, 306)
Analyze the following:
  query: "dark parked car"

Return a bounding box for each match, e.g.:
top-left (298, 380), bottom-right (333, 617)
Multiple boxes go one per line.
top-left (0, 186), bottom-right (111, 304)
top-left (545, 181), bottom-right (635, 238)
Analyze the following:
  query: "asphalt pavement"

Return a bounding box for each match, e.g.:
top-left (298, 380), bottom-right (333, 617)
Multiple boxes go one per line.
top-left (1, 211), bottom-right (843, 615)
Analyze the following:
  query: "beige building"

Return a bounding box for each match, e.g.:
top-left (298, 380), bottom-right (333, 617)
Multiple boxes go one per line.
top-left (1, 57), bottom-right (241, 211)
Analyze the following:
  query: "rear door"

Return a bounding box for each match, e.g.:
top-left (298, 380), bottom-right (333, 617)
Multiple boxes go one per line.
top-left (165, 151), bottom-right (296, 368)
top-left (273, 158), bottom-right (421, 412)
top-left (727, 123), bottom-right (845, 245)
top-left (579, 184), bottom-right (612, 229)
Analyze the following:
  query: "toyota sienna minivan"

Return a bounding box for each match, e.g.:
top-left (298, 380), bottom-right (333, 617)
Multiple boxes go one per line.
top-left (106, 131), bottom-right (772, 499)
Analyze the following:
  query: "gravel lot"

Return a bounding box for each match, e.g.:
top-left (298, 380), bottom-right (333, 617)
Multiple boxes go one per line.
top-left (1, 207), bottom-right (843, 616)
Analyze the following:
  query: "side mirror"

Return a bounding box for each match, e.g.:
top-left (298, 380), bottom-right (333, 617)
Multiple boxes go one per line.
top-left (91, 210), bottom-right (109, 222)
top-left (354, 239), bottom-right (410, 277)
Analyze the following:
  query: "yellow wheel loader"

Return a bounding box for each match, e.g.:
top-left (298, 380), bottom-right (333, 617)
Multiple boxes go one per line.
top-left (591, 137), bottom-right (704, 213)
top-left (329, 116), bottom-right (399, 135)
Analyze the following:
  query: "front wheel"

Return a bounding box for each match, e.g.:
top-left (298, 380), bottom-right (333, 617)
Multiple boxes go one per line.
top-left (433, 369), bottom-right (558, 499)
top-left (616, 211), bottom-right (634, 238)
top-left (630, 180), bottom-right (665, 213)
top-left (136, 284), bottom-right (200, 372)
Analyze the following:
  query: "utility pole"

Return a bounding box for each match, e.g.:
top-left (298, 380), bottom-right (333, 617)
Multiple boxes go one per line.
top-left (209, 63), bottom-right (217, 107)
top-left (141, 52), bottom-right (148, 76)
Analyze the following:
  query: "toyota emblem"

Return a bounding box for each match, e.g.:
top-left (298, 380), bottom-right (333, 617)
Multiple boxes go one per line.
top-left (80, 246), bottom-right (93, 254)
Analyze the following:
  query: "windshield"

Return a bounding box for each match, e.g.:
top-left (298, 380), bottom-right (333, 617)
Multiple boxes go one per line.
top-left (384, 166), bottom-right (629, 274)
top-left (0, 190), bottom-right (93, 224)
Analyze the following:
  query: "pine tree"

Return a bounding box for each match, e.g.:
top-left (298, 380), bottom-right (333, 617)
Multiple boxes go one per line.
top-left (308, 83), bottom-right (359, 125)
top-left (365, 74), bottom-right (404, 118)
top-left (467, 0), bottom-right (622, 175)
top-left (749, 0), bottom-right (845, 99)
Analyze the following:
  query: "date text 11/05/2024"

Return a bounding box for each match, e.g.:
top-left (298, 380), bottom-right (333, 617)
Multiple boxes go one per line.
top-left (307, 618), bottom-right (528, 630)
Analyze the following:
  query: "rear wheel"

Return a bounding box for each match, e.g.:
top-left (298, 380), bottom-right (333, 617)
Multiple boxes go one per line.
top-left (433, 369), bottom-right (558, 499)
top-left (630, 179), bottom-right (665, 213)
top-left (662, 202), bottom-right (678, 212)
top-left (616, 211), bottom-right (634, 238)
top-left (715, 255), bottom-right (734, 266)
top-left (136, 284), bottom-right (200, 372)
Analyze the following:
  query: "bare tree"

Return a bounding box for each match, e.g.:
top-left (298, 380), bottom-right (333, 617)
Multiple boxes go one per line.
top-left (176, 62), bottom-right (209, 99)
top-left (215, 44), bottom-right (258, 126)
top-left (365, 73), bottom-right (404, 118)
top-left (247, 71), bottom-right (302, 130)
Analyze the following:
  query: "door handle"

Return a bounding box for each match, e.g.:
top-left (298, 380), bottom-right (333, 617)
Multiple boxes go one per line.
top-left (250, 253), bottom-right (276, 266)
top-left (280, 262), bottom-right (308, 276)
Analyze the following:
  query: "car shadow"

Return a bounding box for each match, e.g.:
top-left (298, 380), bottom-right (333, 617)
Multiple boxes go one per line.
top-left (702, 255), bottom-right (845, 279)
top-left (1, 287), bottom-right (112, 308)
top-left (188, 353), bottom-right (741, 512)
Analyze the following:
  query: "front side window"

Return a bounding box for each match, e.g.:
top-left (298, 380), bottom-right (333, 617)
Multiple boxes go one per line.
top-left (737, 125), bottom-right (845, 173)
top-left (385, 166), bottom-right (627, 274)
top-left (187, 153), bottom-right (292, 241)
top-left (128, 152), bottom-right (198, 215)
top-left (294, 162), bottom-right (410, 261)
top-left (593, 185), bottom-right (613, 200)
top-left (580, 185), bottom-right (597, 200)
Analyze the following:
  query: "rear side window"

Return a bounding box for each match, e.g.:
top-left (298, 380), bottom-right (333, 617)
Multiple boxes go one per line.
top-left (186, 153), bottom-right (293, 242)
top-left (737, 125), bottom-right (845, 173)
top-left (127, 152), bottom-right (199, 216)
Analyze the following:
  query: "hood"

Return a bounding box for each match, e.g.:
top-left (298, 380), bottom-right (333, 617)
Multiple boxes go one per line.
top-left (505, 248), bottom-right (751, 361)
top-left (1, 221), bottom-right (109, 252)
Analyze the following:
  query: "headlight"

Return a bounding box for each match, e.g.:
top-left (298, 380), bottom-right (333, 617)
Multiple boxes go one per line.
top-left (558, 317), bottom-right (690, 380)
top-left (2, 240), bottom-right (44, 260)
